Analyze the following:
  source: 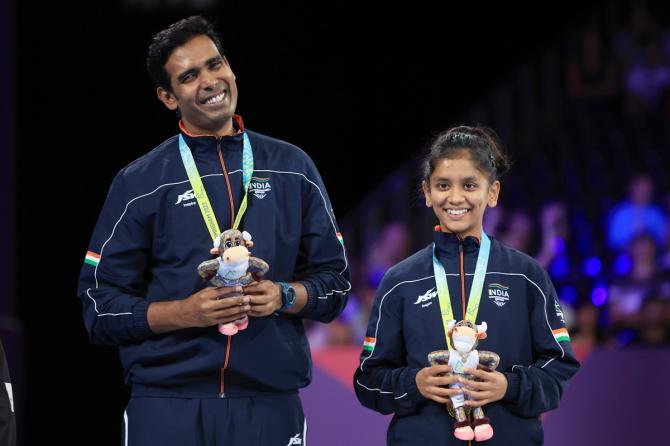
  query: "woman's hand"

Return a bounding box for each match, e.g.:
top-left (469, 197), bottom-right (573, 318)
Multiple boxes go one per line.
top-left (415, 365), bottom-right (462, 404)
top-left (461, 367), bottom-right (508, 407)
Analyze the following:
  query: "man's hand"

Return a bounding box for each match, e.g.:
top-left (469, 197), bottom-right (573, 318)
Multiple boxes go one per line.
top-left (461, 367), bottom-right (508, 407)
top-left (243, 280), bottom-right (282, 317)
top-left (148, 286), bottom-right (250, 333)
top-left (415, 365), bottom-right (461, 404)
top-left (179, 286), bottom-right (250, 327)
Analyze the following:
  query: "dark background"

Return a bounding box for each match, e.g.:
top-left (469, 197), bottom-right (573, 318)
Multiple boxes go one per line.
top-left (12, 1), bottom-right (609, 443)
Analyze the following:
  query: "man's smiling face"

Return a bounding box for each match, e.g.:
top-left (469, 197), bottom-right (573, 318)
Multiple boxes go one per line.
top-left (158, 34), bottom-right (238, 135)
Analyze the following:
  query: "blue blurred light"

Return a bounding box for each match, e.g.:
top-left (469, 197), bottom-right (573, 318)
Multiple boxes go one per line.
top-left (613, 254), bottom-right (632, 276)
top-left (340, 294), bottom-right (361, 323)
top-left (366, 267), bottom-right (386, 288)
top-left (591, 286), bottom-right (608, 306)
top-left (559, 286), bottom-right (578, 305)
top-left (616, 328), bottom-right (636, 346)
top-left (549, 254), bottom-right (569, 278)
top-left (554, 236), bottom-right (566, 254)
top-left (584, 257), bottom-right (602, 276)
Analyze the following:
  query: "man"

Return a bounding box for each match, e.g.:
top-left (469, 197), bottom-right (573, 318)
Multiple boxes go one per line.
top-left (77, 16), bottom-right (350, 445)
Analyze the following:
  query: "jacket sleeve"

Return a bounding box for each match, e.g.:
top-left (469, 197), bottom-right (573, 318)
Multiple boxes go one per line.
top-left (76, 170), bottom-right (155, 346)
top-left (354, 272), bottom-right (424, 415)
top-left (501, 267), bottom-right (580, 417)
top-left (293, 156), bottom-right (351, 322)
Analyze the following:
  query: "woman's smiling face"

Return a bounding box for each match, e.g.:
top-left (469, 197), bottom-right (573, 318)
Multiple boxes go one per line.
top-left (423, 152), bottom-right (500, 239)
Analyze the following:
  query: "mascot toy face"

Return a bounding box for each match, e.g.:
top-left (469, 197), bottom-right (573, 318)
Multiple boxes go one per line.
top-left (217, 242), bottom-right (250, 281)
top-left (448, 320), bottom-right (487, 354)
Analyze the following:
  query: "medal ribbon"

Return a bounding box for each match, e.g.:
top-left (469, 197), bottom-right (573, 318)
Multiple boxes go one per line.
top-left (178, 132), bottom-right (254, 241)
top-left (432, 231), bottom-right (491, 347)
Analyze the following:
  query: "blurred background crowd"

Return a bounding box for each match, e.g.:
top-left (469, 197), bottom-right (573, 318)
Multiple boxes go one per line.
top-left (306, 2), bottom-right (670, 356)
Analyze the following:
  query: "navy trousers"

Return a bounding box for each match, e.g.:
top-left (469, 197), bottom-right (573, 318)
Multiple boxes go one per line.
top-left (122, 394), bottom-right (307, 446)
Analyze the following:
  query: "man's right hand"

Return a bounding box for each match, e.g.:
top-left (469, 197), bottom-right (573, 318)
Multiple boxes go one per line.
top-left (148, 286), bottom-right (251, 334)
top-left (415, 364), bottom-right (462, 404)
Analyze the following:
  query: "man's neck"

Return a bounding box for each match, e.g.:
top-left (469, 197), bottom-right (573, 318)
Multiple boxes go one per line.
top-left (181, 118), bottom-right (236, 137)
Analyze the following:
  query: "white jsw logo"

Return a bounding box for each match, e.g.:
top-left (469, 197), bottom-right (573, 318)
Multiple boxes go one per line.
top-left (414, 287), bottom-right (437, 307)
top-left (175, 189), bottom-right (195, 205)
top-left (287, 433), bottom-right (302, 445)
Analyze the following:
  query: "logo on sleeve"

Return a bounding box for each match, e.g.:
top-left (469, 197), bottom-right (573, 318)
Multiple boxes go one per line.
top-left (488, 283), bottom-right (510, 307)
top-left (175, 188), bottom-right (196, 207)
top-left (286, 433), bottom-right (302, 445)
top-left (414, 287), bottom-right (437, 307)
top-left (250, 176), bottom-right (271, 199)
top-left (554, 299), bottom-right (565, 323)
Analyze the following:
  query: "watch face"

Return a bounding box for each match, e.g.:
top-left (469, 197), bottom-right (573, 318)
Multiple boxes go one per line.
top-left (287, 286), bottom-right (296, 304)
top-left (281, 283), bottom-right (296, 309)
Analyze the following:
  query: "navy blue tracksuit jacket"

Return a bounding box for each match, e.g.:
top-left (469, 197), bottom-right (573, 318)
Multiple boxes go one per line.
top-left (77, 116), bottom-right (350, 399)
top-left (355, 230), bottom-right (579, 445)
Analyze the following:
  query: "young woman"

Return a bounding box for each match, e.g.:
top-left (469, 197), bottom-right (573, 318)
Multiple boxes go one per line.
top-left (354, 126), bottom-right (579, 445)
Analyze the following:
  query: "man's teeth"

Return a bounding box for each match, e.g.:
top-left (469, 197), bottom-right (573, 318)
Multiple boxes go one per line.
top-left (447, 209), bottom-right (468, 215)
top-left (204, 92), bottom-right (226, 104)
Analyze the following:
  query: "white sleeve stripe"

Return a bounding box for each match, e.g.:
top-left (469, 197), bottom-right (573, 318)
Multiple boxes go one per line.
top-left (354, 379), bottom-right (408, 400)
top-left (540, 357), bottom-right (556, 369)
top-left (88, 286), bottom-right (133, 317)
top-left (359, 274), bottom-right (436, 371)
top-left (355, 379), bottom-right (393, 394)
top-left (316, 283), bottom-right (352, 300)
top-left (124, 410), bottom-right (128, 446)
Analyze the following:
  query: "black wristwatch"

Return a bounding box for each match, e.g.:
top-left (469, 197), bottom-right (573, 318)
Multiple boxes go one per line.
top-left (277, 282), bottom-right (296, 310)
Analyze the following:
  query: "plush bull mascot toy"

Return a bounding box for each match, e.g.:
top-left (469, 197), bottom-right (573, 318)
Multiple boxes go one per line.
top-left (428, 320), bottom-right (500, 442)
top-left (197, 229), bottom-right (269, 335)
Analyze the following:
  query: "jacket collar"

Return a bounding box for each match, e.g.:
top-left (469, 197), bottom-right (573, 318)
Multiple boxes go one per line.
top-left (178, 114), bottom-right (246, 152)
top-left (433, 225), bottom-right (481, 256)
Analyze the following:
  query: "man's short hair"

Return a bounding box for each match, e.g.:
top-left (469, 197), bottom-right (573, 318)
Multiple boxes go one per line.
top-left (146, 15), bottom-right (225, 92)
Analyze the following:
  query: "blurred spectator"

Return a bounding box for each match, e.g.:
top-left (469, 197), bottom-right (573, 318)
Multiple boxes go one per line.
top-left (366, 222), bottom-right (411, 273)
top-left (607, 233), bottom-right (665, 329)
top-left (606, 172), bottom-right (667, 251)
top-left (363, 221), bottom-right (411, 292)
top-left (612, 3), bottom-right (663, 68)
top-left (629, 295), bottom-right (670, 346)
top-left (483, 205), bottom-right (504, 238)
top-left (570, 304), bottom-right (603, 357)
top-left (536, 202), bottom-right (570, 269)
top-left (566, 27), bottom-right (620, 148)
top-left (567, 28), bottom-right (619, 104)
top-left (497, 210), bottom-right (534, 253)
top-left (624, 32), bottom-right (670, 116)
